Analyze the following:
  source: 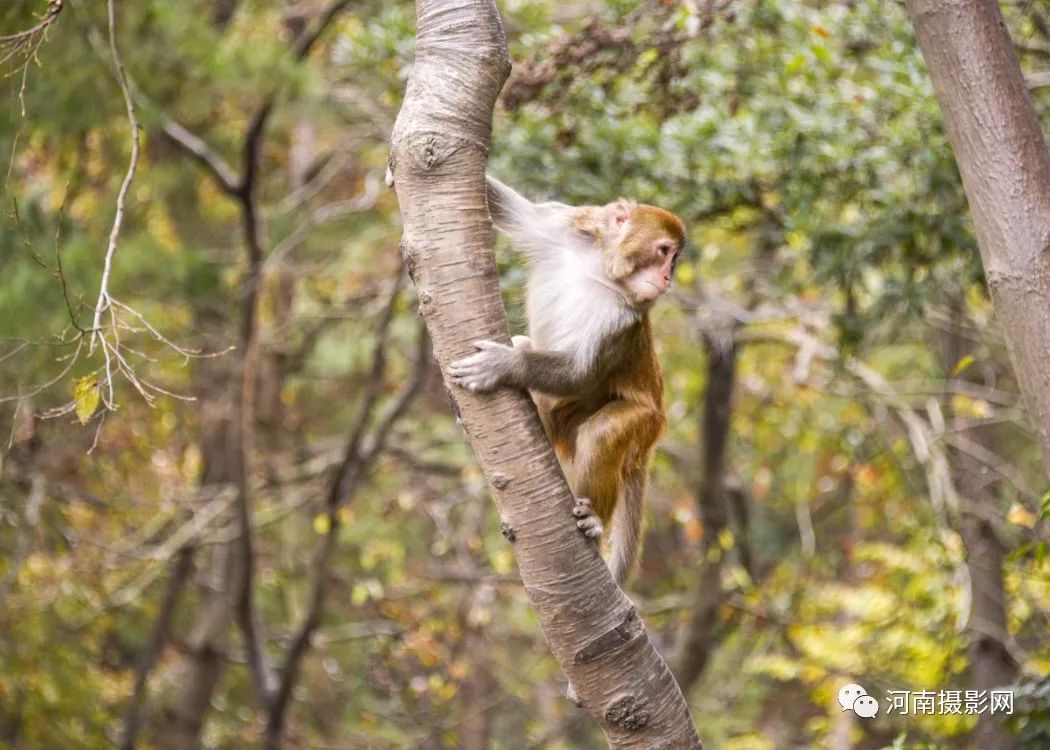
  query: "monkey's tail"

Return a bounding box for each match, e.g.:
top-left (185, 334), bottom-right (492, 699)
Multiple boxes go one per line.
top-left (609, 472), bottom-right (645, 588)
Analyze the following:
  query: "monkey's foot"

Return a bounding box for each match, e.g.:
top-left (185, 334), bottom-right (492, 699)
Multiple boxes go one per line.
top-left (573, 497), bottom-right (603, 539)
top-left (448, 340), bottom-right (516, 393)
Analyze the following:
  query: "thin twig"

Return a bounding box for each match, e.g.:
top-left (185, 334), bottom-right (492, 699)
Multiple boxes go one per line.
top-left (89, 0), bottom-right (140, 359)
top-left (119, 548), bottom-right (194, 750)
top-left (0, 1), bottom-right (63, 44)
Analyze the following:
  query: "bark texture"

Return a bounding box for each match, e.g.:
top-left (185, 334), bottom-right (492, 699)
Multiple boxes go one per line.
top-left (154, 351), bottom-right (242, 750)
top-left (940, 299), bottom-right (1018, 750)
top-left (389, 2), bottom-right (701, 747)
top-left (673, 336), bottom-right (735, 691)
top-left (907, 0), bottom-right (1050, 471)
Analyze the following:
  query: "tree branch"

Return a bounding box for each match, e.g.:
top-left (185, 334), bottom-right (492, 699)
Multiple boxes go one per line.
top-left (264, 280), bottom-right (430, 748)
top-left (119, 548), bottom-right (194, 750)
top-left (160, 119), bottom-right (240, 195)
top-left (0, 0), bottom-right (62, 44)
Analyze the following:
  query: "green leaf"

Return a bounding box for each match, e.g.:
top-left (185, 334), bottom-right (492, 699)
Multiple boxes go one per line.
top-left (72, 377), bottom-right (99, 425)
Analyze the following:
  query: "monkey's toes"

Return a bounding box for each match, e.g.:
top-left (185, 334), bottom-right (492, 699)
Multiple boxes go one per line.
top-left (572, 498), bottom-right (603, 538)
top-left (577, 516), bottom-right (603, 538)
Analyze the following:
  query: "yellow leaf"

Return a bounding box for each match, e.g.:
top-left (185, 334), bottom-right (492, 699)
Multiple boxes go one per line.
top-left (313, 513), bottom-right (331, 535)
top-left (72, 376), bottom-right (100, 425)
top-left (1007, 503), bottom-right (1037, 529)
top-left (717, 528), bottom-right (735, 550)
top-left (952, 353), bottom-right (975, 376)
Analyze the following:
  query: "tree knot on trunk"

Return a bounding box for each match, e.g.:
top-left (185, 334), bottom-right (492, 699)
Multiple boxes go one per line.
top-left (500, 521), bottom-right (516, 542)
top-left (573, 607), bottom-right (644, 664)
top-left (603, 694), bottom-right (650, 731)
top-left (399, 238), bottom-right (419, 282)
top-left (396, 131), bottom-right (484, 174)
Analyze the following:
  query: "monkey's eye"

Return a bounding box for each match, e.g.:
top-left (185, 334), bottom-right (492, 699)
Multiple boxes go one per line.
top-left (656, 242), bottom-right (674, 257)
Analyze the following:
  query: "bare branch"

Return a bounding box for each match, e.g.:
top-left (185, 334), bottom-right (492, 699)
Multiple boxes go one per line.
top-left (1026, 70), bottom-right (1050, 90)
top-left (264, 274), bottom-right (431, 749)
top-left (119, 549), bottom-right (194, 750)
top-left (0, 1), bottom-right (63, 116)
top-left (160, 118), bottom-right (240, 194)
top-left (0, 1), bottom-right (62, 44)
top-left (89, 0), bottom-right (141, 358)
top-left (290, 0), bottom-right (353, 61)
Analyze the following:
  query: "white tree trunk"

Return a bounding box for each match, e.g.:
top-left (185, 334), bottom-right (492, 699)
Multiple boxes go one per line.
top-left (389, 1), bottom-right (702, 747)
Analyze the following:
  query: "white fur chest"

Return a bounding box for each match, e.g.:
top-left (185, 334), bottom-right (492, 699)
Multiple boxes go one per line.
top-left (525, 249), bottom-right (636, 369)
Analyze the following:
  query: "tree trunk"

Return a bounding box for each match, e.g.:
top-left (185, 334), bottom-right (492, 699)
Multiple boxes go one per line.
top-left (673, 336), bottom-right (735, 691)
top-left (939, 298), bottom-right (1018, 750)
top-left (389, 1), bottom-right (701, 747)
top-left (154, 353), bottom-right (243, 750)
top-left (906, 0), bottom-right (1050, 472)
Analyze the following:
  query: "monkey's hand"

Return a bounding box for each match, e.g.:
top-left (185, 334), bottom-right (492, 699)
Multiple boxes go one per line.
top-left (448, 340), bottom-right (521, 393)
top-left (572, 497), bottom-right (603, 539)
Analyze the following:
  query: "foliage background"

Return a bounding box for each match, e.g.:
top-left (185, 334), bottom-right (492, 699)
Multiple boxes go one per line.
top-left (0, 0), bottom-right (1047, 748)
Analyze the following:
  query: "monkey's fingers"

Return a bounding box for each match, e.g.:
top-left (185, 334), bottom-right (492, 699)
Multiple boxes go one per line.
top-left (470, 339), bottom-right (507, 352)
top-left (448, 354), bottom-right (500, 392)
top-left (448, 342), bottom-right (515, 393)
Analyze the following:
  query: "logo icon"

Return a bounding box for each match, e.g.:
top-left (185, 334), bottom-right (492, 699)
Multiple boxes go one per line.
top-left (838, 683), bottom-right (879, 718)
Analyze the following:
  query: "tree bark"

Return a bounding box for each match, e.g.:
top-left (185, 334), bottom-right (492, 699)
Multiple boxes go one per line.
top-left (389, 1), bottom-right (701, 747)
top-left (939, 297), bottom-right (1018, 750)
top-left (906, 0), bottom-right (1050, 472)
top-left (154, 351), bottom-right (243, 750)
top-left (672, 336), bottom-right (735, 691)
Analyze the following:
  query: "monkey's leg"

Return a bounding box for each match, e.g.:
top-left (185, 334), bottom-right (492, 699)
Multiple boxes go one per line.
top-left (572, 400), bottom-right (662, 587)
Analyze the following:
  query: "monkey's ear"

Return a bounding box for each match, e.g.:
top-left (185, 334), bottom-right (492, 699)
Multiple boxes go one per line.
top-left (571, 206), bottom-right (605, 238)
top-left (610, 199), bottom-right (632, 229)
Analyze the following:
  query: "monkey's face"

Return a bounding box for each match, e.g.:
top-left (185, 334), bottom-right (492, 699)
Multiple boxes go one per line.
top-left (621, 243), bottom-right (679, 304)
top-left (608, 205), bottom-right (685, 307)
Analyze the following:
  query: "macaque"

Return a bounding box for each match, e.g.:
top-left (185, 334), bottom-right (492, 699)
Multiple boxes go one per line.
top-left (448, 176), bottom-right (685, 588)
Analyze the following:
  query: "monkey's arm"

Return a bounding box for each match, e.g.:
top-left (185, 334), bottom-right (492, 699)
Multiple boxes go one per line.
top-left (448, 339), bottom-right (600, 397)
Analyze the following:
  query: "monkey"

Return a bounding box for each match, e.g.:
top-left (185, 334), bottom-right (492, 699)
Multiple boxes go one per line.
top-left (448, 176), bottom-right (685, 589)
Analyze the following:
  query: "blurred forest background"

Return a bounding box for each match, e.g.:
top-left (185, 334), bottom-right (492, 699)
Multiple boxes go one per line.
top-left (1, 0), bottom-right (1048, 748)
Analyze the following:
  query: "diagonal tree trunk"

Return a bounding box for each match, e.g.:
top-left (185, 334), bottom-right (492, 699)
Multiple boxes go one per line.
top-left (389, 2), bottom-right (701, 747)
top-left (906, 0), bottom-right (1050, 473)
